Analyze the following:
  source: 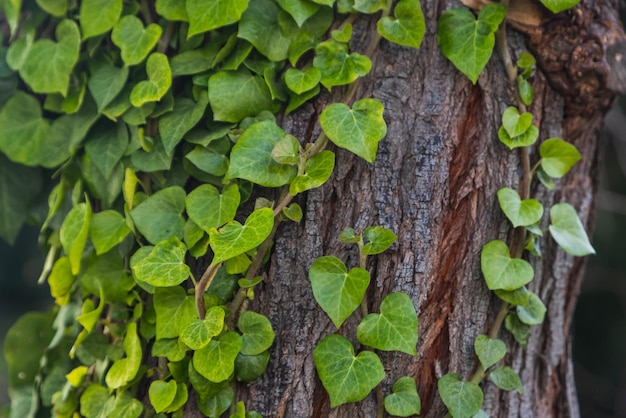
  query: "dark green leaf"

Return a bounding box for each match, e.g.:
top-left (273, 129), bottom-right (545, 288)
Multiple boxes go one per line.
top-left (112, 15), bottom-right (162, 66)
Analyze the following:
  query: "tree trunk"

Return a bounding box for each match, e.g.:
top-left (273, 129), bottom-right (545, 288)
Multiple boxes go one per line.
top-left (226, 1), bottom-right (625, 417)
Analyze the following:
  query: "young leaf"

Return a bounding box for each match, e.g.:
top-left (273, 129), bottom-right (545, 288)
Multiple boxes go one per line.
top-left (209, 207), bottom-right (275, 265)
top-left (111, 15), bottom-right (162, 66)
top-left (80, 0), bottom-right (123, 39)
top-left (227, 120), bottom-right (298, 186)
top-left (437, 4), bottom-right (506, 84)
top-left (338, 227), bottom-right (360, 243)
top-left (517, 77), bottom-right (534, 106)
top-left (384, 376), bottom-right (421, 417)
top-left (516, 292), bottom-right (546, 325)
top-left (474, 335), bottom-right (506, 370)
top-left (131, 237), bottom-right (190, 287)
top-left (498, 124), bottom-right (539, 150)
top-left (193, 332), bottom-right (243, 382)
top-left (331, 23), bottom-right (353, 42)
top-left (539, 0), bottom-right (580, 13)
top-left (362, 226), bottom-right (397, 255)
top-left (186, 184), bottom-right (240, 234)
top-left (438, 373), bottom-right (483, 418)
top-left (357, 292), bottom-right (418, 355)
top-left (272, 134), bottom-right (301, 165)
top-left (309, 255), bottom-right (370, 328)
top-left (480, 240), bottom-right (534, 291)
top-left (284, 67), bottom-right (321, 94)
top-left (289, 150), bottom-right (335, 195)
top-left (320, 98), bottom-right (387, 163)
top-left (238, 311), bottom-right (276, 356)
top-left (90, 210), bottom-right (131, 255)
top-left (130, 53), bottom-right (172, 107)
top-left (187, 0), bottom-right (249, 37)
top-left (494, 286), bottom-right (531, 306)
top-left (313, 39), bottom-right (371, 89)
top-left (377, 0), bottom-right (425, 49)
top-left (505, 313), bottom-right (531, 348)
top-left (49, 257), bottom-right (75, 306)
top-left (60, 200), bottom-right (92, 275)
top-left (105, 323), bottom-right (142, 389)
top-left (149, 380), bottom-right (177, 413)
top-left (539, 138), bottom-right (581, 178)
top-left (180, 307), bottom-right (225, 350)
top-left (313, 334), bottom-right (385, 407)
top-left (489, 366), bottom-right (523, 393)
top-left (497, 187), bottom-right (544, 228)
top-left (501, 107), bottom-right (533, 138)
top-left (548, 203), bottom-right (595, 256)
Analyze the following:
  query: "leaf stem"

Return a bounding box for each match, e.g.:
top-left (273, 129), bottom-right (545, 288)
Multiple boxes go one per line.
top-left (157, 21), bottom-right (176, 54)
top-left (195, 262), bottom-right (222, 319)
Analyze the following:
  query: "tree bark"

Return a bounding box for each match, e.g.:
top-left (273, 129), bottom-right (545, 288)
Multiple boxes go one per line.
top-left (226, 1), bottom-right (626, 417)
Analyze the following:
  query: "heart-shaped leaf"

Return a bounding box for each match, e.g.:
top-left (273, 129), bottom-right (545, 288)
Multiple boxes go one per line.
top-left (131, 237), bottom-right (190, 287)
top-left (130, 53), bottom-right (172, 107)
top-left (437, 4), bottom-right (506, 84)
top-left (497, 187), bottom-right (544, 228)
top-left (501, 107), bottom-right (533, 138)
top-left (362, 226), bottom-right (397, 255)
top-left (153, 287), bottom-right (196, 340)
top-left (309, 255), bottom-right (370, 328)
top-left (271, 134), bottom-right (300, 165)
top-left (187, 0), bottom-right (248, 37)
top-left (238, 311), bottom-right (275, 355)
top-left (180, 307), bottom-right (225, 350)
top-left (539, 138), bottom-right (581, 178)
top-left (90, 210), bottom-right (131, 255)
top-left (87, 64), bottom-right (129, 112)
top-left (282, 203), bottom-right (303, 222)
top-left (193, 332), bottom-right (243, 382)
top-left (498, 124), bottom-right (539, 150)
top-left (377, 0), bottom-right (425, 49)
top-left (112, 16), bottom-right (162, 67)
top-left (159, 92), bottom-right (209, 154)
top-left (209, 207), bottom-right (275, 265)
top-left (489, 366), bottom-right (523, 393)
top-left (539, 0), bottom-right (579, 13)
top-left (235, 351), bottom-right (270, 382)
top-left (474, 335), bottom-right (506, 370)
top-left (516, 292), bottom-right (546, 325)
top-left (314, 39), bottom-right (372, 89)
top-left (129, 186), bottom-right (186, 245)
top-left (186, 184), bottom-right (240, 234)
top-left (494, 286), bottom-right (531, 306)
top-left (149, 380), bottom-right (177, 413)
top-left (480, 240), bottom-right (534, 291)
top-left (80, 0), bottom-right (122, 39)
top-left (284, 67), bottom-right (321, 94)
top-left (548, 203), bottom-right (595, 256)
top-left (384, 376), bottom-right (421, 417)
top-left (289, 150), bottom-right (335, 196)
top-left (357, 292), bottom-right (418, 355)
top-left (437, 373), bottom-right (483, 418)
top-left (320, 98), bottom-right (387, 163)
top-left (313, 334), bottom-right (385, 407)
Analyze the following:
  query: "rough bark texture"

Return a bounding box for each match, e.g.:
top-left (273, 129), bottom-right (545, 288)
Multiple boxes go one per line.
top-left (223, 1), bottom-right (625, 417)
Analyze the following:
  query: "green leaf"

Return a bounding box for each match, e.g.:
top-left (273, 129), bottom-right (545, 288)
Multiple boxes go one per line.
top-left (539, 138), bottom-right (581, 178)
top-left (87, 64), bottom-right (129, 112)
top-left (156, 0), bottom-right (188, 20)
top-left (497, 187), bottom-right (543, 228)
top-left (313, 39), bottom-right (371, 89)
top-left (130, 53), bottom-right (172, 107)
top-left (131, 237), bottom-right (190, 287)
top-left (227, 120), bottom-right (298, 186)
top-left (129, 186), bottom-right (186, 245)
top-left (494, 286), bottom-right (531, 306)
top-left (110, 392), bottom-right (144, 418)
top-left (282, 203), bottom-right (303, 222)
top-left (112, 15), bottom-right (162, 66)
top-left (517, 77), bottom-right (534, 106)
top-left (357, 292), bottom-right (418, 355)
top-left (539, 0), bottom-right (579, 13)
top-left (90, 210), bottom-right (131, 255)
top-left (501, 107), bottom-right (532, 138)
top-left (384, 376), bottom-right (421, 417)
top-left (548, 203), bottom-right (595, 256)
top-left (164, 383), bottom-right (188, 413)
top-left (81, 252), bottom-right (135, 303)
top-left (186, 184), bottom-right (240, 234)
top-left (473, 335), bottom-right (506, 370)
top-left (80, 384), bottom-right (113, 418)
top-left (185, 146), bottom-right (229, 176)
top-left (19, 19), bottom-right (81, 96)
top-left (149, 380), bottom-right (177, 413)
top-left (193, 332), bottom-right (243, 382)
top-left (338, 227), bottom-right (360, 243)
top-left (377, 0), bottom-right (425, 49)
top-left (284, 67), bottom-right (321, 94)
top-left (3, 0), bottom-right (22, 38)
top-left (320, 98), bottom-right (387, 163)
top-left (208, 69), bottom-right (280, 123)
top-left (84, 120), bottom-right (129, 179)
top-left (209, 207), bottom-right (275, 265)
top-left (235, 351), bottom-right (270, 382)
top-left (516, 292), bottom-right (546, 325)
top-left (37, 0), bottom-right (66, 15)
top-left (105, 322), bottom-right (142, 389)
top-left (505, 313), bottom-right (531, 347)
top-left (276, 0), bottom-right (321, 26)
top-left (80, 0), bottom-right (122, 39)
top-left (308, 255), bottom-right (370, 328)
top-left (271, 134), bottom-right (300, 165)
top-left (289, 150), bottom-right (335, 195)
top-left (497, 124), bottom-right (539, 150)
top-left (60, 200), bottom-right (92, 275)
top-left (331, 24), bottom-right (352, 42)
top-left (238, 0), bottom-right (298, 61)
top-left (437, 4), bottom-right (506, 84)
top-left (489, 366), bottom-right (523, 393)
top-left (362, 225), bottom-right (397, 255)
top-left (187, 0), bottom-right (249, 37)
top-left (180, 307), bottom-right (225, 350)
top-left (288, 30), bottom-right (317, 66)
top-left (481, 240), bottom-right (534, 291)
top-left (159, 92), bottom-right (209, 154)
top-left (238, 311), bottom-right (275, 356)
top-left (313, 334), bottom-right (385, 407)
top-left (438, 373), bottom-right (483, 418)
top-left (153, 286), bottom-right (197, 339)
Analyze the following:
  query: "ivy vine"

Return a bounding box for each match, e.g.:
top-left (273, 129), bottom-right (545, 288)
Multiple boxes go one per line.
top-left (0, 0), bottom-right (590, 417)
